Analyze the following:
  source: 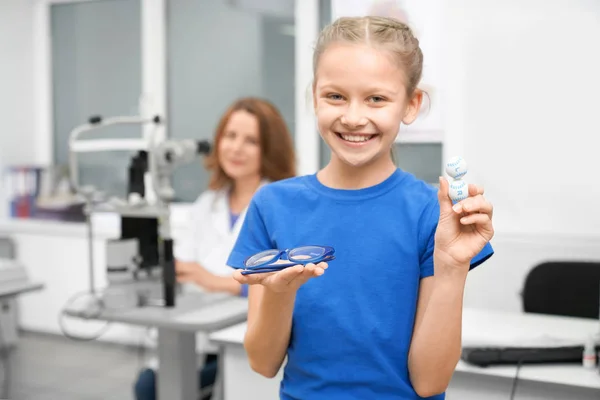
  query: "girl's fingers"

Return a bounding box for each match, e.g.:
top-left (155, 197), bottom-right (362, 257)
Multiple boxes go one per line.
top-left (232, 261), bottom-right (328, 288)
top-left (293, 263), bottom-right (326, 285)
top-left (232, 269), bottom-right (274, 285)
top-left (275, 265), bottom-right (306, 285)
top-left (468, 183), bottom-right (484, 196)
top-left (316, 262), bottom-right (329, 270)
top-left (460, 213), bottom-right (492, 226)
top-left (453, 195), bottom-right (493, 218)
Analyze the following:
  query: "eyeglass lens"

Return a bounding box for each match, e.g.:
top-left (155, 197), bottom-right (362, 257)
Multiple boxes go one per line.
top-left (288, 246), bottom-right (326, 261)
top-left (246, 250), bottom-right (279, 267)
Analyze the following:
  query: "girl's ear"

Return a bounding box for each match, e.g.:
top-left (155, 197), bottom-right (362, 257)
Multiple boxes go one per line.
top-left (402, 89), bottom-right (424, 125)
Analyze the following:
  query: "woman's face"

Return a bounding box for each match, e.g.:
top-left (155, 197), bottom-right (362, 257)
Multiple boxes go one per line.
top-left (218, 110), bottom-right (262, 182)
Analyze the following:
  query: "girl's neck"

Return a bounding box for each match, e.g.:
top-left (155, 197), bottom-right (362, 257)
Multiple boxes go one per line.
top-left (229, 175), bottom-right (262, 213)
top-left (318, 155), bottom-right (397, 190)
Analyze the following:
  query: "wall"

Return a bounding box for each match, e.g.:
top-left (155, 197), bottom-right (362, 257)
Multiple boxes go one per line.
top-left (444, 0), bottom-right (600, 237)
top-left (0, 0), bottom-right (36, 166)
top-left (444, 0), bottom-right (600, 312)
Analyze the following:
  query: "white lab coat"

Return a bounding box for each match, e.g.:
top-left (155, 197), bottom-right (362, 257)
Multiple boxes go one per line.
top-left (144, 181), bottom-right (267, 369)
top-left (174, 186), bottom-right (248, 277)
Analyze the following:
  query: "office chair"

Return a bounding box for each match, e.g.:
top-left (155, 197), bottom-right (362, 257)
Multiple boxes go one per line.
top-left (521, 261), bottom-right (600, 319)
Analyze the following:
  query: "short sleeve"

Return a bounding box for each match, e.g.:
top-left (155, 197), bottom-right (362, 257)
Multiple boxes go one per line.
top-left (419, 197), bottom-right (494, 279)
top-left (227, 195), bottom-right (274, 270)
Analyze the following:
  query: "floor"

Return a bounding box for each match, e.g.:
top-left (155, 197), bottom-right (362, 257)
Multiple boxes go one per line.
top-left (0, 331), bottom-right (145, 400)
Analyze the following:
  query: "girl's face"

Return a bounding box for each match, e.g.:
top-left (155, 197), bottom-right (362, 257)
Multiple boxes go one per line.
top-left (218, 110), bottom-right (262, 182)
top-left (313, 42), bottom-right (422, 169)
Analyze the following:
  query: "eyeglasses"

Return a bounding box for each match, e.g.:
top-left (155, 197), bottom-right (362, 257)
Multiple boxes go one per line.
top-left (241, 245), bottom-right (335, 275)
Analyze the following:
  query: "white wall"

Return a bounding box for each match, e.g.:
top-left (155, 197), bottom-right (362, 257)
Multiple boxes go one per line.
top-left (444, 0), bottom-right (600, 312)
top-left (0, 0), bottom-right (36, 166)
top-left (444, 0), bottom-right (600, 237)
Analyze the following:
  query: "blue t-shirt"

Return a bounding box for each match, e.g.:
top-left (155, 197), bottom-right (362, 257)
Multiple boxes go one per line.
top-left (229, 210), bottom-right (248, 298)
top-left (227, 168), bottom-right (494, 399)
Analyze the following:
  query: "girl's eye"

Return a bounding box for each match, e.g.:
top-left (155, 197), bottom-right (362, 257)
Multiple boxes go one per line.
top-left (327, 93), bottom-right (344, 101)
top-left (369, 96), bottom-right (385, 103)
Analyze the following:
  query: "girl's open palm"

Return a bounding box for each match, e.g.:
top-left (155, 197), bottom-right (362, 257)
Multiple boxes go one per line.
top-left (434, 177), bottom-right (494, 270)
top-left (232, 262), bottom-right (328, 293)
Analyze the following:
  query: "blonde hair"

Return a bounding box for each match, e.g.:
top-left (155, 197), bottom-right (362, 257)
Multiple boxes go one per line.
top-left (313, 16), bottom-right (424, 96)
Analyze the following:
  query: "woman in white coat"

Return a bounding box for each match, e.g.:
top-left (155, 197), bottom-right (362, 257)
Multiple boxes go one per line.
top-left (134, 97), bottom-right (296, 400)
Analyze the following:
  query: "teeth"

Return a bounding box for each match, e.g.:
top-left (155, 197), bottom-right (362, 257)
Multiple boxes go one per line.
top-left (340, 134), bottom-right (373, 142)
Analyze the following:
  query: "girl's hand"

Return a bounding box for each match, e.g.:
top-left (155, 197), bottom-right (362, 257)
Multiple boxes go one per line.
top-left (434, 177), bottom-right (494, 275)
top-left (232, 262), bottom-right (328, 293)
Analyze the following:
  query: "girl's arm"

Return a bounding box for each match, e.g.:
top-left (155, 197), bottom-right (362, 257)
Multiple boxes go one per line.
top-left (408, 179), bottom-right (494, 397)
top-left (234, 262), bottom-right (328, 378)
top-left (244, 285), bottom-right (296, 377)
top-left (407, 269), bottom-right (467, 397)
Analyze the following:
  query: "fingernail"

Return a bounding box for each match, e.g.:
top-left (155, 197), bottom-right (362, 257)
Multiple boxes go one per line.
top-left (453, 204), bottom-right (462, 213)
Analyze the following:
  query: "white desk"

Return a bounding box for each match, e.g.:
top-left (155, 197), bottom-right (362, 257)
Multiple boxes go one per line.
top-left (68, 292), bottom-right (248, 400)
top-left (210, 322), bottom-right (283, 400)
top-left (210, 308), bottom-right (600, 400)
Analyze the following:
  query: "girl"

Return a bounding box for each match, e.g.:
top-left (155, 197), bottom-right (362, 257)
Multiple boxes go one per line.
top-left (134, 97), bottom-right (296, 400)
top-left (228, 16), bottom-right (494, 400)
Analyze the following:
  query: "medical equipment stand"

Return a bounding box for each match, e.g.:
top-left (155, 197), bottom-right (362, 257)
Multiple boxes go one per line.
top-left (68, 114), bottom-right (211, 308)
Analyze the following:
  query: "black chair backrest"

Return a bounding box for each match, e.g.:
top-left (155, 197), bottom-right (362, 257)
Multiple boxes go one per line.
top-left (522, 261), bottom-right (600, 319)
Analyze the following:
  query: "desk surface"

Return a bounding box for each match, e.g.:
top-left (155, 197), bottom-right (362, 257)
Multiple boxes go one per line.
top-left (0, 281), bottom-right (44, 298)
top-left (209, 307), bottom-right (600, 390)
top-left (68, 292), bottom-right (248, 333)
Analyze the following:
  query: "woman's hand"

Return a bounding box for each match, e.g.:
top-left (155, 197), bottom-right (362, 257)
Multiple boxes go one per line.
top-left (434, 177), bottom-right (494, 276)
top-left (176, 261), bottom-right (240, 295)
top-left (232, 262), bottom-right (328, 293)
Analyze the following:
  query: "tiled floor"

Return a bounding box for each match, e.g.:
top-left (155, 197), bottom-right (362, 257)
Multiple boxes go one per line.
top-left (0, 331), bottom-right (144, 399)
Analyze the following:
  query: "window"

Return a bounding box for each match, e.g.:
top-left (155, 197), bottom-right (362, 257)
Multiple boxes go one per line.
top-left (166, 0), bottom-right (295, 202)
top-left (394, 143), bottom-right (442, 185)
top-left (51, 0), bottom-right (142, 197)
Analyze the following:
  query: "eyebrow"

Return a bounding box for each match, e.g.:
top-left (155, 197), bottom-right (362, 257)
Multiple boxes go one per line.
top-left (225, 129), bottom-right (258, 138)
top-left (318, 83), bottom-right (400, 97)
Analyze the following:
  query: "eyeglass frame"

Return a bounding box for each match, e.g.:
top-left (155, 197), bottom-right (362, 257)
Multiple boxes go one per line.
top-left (240, 245), bottom-right (335, 275)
